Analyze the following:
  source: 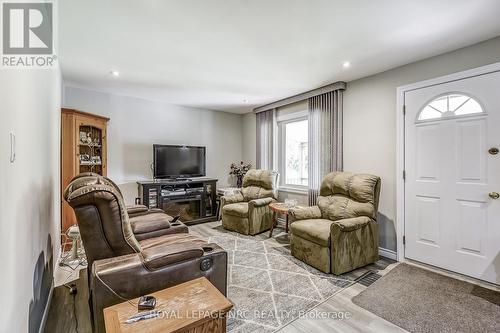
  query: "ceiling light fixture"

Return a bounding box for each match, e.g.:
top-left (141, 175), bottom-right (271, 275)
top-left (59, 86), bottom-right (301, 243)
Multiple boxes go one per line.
top-left (109, 70), bottom-right (120, 77)
top-left (342, 61), bottom-right (351, 68)
top-left (243, 98), bottom-right (249, 104)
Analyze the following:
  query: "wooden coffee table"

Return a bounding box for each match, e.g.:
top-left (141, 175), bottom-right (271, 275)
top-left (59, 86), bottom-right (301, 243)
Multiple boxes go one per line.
top-left (269, 202), bottom-right (292, 237)
top-left (103, 277), bottom-right (233, 333)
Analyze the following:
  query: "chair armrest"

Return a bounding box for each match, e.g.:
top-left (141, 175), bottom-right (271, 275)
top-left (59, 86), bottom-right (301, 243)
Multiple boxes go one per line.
top-left (289, 206), bottom-right (322, 222)
top-left (249, 197), bottom-right (274, 208)
top-left (331, 216), bottom-right (372, 232)
top-left (126, 204), bottom-right (149, 216)
top-left (221, 192), bottom-right (244, 206)
top-left (91, 245), bottom-right (228, 333)
top-left (141, 243), bottom-right (204, 270)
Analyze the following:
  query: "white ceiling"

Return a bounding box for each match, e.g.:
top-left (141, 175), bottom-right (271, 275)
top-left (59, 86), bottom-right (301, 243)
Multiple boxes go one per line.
top-left (59, 0), bottom-right (500, 113)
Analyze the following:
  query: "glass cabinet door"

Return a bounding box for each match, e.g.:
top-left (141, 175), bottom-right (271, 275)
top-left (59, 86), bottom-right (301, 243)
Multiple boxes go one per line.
top-left (78, 125), bottom-right (103, 174)
top-left (75, 117), bottom-right (106, 176)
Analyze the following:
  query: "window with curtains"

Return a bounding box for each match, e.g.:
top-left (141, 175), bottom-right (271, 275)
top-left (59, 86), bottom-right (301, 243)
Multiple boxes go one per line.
top-left (278, 114), bottom-right (309, 188)
top-left (255, 83), bottom-right (344, 201)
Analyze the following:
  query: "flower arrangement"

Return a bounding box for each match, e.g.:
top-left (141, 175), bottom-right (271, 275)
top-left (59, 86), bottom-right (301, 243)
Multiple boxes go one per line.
top-left (229, 161), bottom-right (252, 187)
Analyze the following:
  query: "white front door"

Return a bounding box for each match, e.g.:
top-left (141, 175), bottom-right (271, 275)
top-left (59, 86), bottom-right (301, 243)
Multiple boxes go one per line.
top-left (404, 71), bottom-right (500, 284)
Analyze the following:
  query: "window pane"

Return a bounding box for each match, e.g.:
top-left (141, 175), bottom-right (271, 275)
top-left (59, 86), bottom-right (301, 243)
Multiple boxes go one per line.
top-left (285, 120), bottom-right (308, 186)
top-left (448, 94), bottom-right (469, 111)
top-left (418, 93), bottom-right (483, 121)
top-left (454, 98), bottom-right (482, 115)
top-left (429, 96), bottom-right (447, 112)
top-left (419, 106), bottom-right (442, 120)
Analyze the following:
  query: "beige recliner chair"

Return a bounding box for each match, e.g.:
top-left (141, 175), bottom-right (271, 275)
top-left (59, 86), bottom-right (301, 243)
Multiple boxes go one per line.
top-left (221, 169), bottom-right (278, 235)
top-left (289, 172), bottom-right (381, 275)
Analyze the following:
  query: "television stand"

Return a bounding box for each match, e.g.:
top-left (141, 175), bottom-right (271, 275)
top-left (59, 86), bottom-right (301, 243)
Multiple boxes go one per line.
top-left (137, 177), bottom-right (218, 225)
top-left (154, 178), bottom-right (193, 182)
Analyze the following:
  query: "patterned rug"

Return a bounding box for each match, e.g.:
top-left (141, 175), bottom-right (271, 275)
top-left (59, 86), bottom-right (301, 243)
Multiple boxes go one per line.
top-left (191, 223), bottom-right (368, 333)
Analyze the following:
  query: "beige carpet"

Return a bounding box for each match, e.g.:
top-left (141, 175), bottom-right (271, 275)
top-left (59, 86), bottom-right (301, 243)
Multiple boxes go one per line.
top-left (352, 263), bottom-right (500, 333)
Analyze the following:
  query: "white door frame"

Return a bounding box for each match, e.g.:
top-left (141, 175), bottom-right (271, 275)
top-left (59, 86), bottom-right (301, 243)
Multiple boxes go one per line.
top-left (395, 61), bottom-right (500, 261)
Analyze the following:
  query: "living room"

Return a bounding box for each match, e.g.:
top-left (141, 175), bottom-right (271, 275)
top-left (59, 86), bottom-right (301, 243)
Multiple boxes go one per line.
top-left (1, 1), bottom-right (500, 333)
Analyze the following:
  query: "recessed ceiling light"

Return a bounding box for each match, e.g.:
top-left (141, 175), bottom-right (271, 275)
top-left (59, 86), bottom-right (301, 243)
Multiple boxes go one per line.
top-left (243, 98), bottom-right (249, 104)
top-left (342, 61), bottom-right (351, 68)
top-left (109, 70), bottom-right (120, 77)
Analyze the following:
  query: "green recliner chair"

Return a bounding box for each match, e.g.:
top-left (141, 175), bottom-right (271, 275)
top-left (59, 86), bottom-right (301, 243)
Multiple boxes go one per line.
top-left (289, 172), bottom-right (381, 275)
top-left (221, 169), bottom-right (278, 235)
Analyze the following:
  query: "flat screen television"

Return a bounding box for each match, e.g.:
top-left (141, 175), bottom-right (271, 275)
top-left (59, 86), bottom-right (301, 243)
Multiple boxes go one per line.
top-left (153, 144), bottom-right (206, 179)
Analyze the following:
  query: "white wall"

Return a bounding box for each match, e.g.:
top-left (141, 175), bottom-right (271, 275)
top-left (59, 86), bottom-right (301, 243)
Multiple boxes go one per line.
top-left (242, 36), bottom-right (500, 252)
top-left (63, 87), bottom-right (244, 204)
top-left (0, 69), bottom-right (61, 332)
top-left (344, 36), bottom-right (500, 251)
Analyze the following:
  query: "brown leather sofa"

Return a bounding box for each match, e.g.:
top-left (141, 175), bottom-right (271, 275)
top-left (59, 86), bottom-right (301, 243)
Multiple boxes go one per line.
top-left (64, 174), bottom-right (227, 333)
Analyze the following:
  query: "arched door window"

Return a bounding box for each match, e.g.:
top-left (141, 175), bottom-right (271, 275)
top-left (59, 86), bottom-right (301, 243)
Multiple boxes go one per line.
top-left (418, 93), bottom-right (483, 121)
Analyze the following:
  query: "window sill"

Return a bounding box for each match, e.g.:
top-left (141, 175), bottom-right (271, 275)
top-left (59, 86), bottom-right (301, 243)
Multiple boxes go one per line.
top-left (278, 186), bottom-right (308, 195)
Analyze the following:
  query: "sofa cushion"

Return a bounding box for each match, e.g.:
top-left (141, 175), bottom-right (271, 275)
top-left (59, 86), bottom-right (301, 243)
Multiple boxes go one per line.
top-left (140, 243), bottom-right (204, 270)
top-left (222, 202), bottom-right (249, 218)
top-left (242, 169), bottom-right (276, 190)
top-left (290, 219), bottom-right (335, 247)
top-left (130, 212), bottom-right (171, 234)
top-left (317, 172), bottom-right (381, 220)
top-left (130, 212), bottom-right (172, 234)
top-left (317, 196), bottom-right (377, 221)
top-left (139, 233), bottom-right (206, 250)
top-left (241, 169), bottom-right (278, 201)
top-left (333, 216), bottom-right (372, 232)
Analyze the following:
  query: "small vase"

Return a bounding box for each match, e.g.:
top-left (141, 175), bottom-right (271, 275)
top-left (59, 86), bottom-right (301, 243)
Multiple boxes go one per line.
top-left (236, 176), bottom-right (243, 188)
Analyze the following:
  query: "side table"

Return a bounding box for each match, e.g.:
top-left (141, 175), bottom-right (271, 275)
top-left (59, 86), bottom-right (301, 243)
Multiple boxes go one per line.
top-left (103, 277), bottom-right (233, 333)
top-left (268, 202), bottom-right (292, 237)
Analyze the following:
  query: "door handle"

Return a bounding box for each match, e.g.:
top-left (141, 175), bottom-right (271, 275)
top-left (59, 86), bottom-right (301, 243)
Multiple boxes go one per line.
top-left (489, 192), bottom-right (500, 199)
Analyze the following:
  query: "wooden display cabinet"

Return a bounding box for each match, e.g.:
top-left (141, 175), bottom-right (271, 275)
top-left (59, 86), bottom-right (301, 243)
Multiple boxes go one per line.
top-left (61, 108), bottom-right (109, 243)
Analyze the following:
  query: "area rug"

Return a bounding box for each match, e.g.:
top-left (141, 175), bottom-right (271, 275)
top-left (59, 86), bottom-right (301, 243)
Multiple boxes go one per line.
top-left (190, 222), bottom-right (387, 333)
top-left (352, 263), bottom-right (500, 333)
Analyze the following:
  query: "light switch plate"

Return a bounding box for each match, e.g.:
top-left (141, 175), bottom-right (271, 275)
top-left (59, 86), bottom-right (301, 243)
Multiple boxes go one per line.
top-left (10, 132), bottom-right (16, 163)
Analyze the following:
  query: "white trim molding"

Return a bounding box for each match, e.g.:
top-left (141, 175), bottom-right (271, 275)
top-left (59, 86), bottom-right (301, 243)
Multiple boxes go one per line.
top-left (278, 186), bottom-right (308, 195)
top-left (378, 247), bottom-right (397, 260)
top-left (38, 283), bottom-right (54, 333)
top-left (395, 61), bottom-right (500, 262)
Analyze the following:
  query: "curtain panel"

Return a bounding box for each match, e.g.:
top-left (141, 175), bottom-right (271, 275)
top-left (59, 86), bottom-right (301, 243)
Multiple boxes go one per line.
top-left (256, 109), bottom-right (274, 170)
top-left (308, 90), bottom-right (343, 205)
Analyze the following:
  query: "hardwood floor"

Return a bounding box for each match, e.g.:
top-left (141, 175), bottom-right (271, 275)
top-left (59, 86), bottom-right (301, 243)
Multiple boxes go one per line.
top-left (46, 222), bottom-right (405, 333)
top-left (278, 264), bottom-right (407, 333)
top-left (44, 268), bottom-right (92, 333)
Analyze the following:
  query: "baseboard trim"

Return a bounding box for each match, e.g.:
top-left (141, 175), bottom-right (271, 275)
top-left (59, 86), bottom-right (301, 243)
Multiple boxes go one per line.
top-left (379, 247), bottom-right (397, 260)
top-left (38, 281), bottom-right (54, 333)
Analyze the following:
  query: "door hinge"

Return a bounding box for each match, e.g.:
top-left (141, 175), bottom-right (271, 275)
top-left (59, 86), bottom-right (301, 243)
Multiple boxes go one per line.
top-left (403, 170), bottom-right (406, 180)
top-left (403, 235), bottom-right (406, 245)
top-left (402, 105), bottom-right (406, 116)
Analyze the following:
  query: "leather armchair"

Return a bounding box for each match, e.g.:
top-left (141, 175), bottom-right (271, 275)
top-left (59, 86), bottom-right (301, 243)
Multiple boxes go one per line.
top-left (289, 172), bottom-right (381, 275)
top-left (64, 175), bottom-right (227, 333)
top-left (64, 173), bottom-right (188, 240)
top-left (221, 169), bottom-right (278, 235)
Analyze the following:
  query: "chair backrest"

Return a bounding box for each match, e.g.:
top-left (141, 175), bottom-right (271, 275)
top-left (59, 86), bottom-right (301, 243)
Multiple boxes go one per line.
top-left (317, 172), bottom-right (381, 221)
top-left (241, 169), bottom-right (279, 201)
top-left (64, 174), bottom-right (141, 268)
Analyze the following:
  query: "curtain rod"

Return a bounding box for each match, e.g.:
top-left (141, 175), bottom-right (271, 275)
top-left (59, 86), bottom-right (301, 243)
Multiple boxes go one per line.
top-left (253, 81), bottom-right (346, 113)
